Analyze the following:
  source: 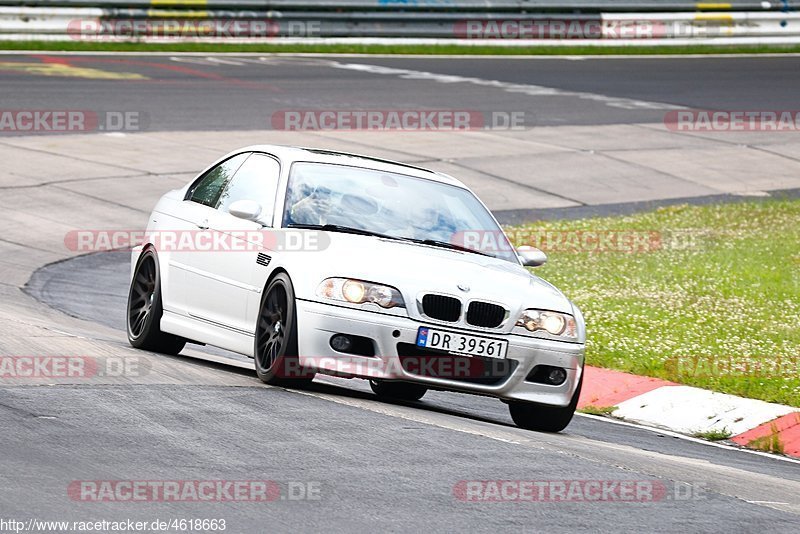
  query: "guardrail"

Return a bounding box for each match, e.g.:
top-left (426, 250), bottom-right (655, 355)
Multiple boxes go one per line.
top-left (0, 1), bottom-right (796, 12)
top-left (0, 2), bottom-right (798, 42)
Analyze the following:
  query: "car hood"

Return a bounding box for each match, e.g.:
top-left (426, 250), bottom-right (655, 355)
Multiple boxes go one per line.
top-left (283, 232), bottom-right (575, 317)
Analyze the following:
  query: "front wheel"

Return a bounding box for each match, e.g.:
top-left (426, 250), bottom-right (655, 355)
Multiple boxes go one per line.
top-left (508, 373), bottom-right (583, 433)
top-left (254, 273), bottom-right (314, 386)
top-left (370, 380), bottom-right (427, 401)
top-left (126, 250), bottom-right (186, 355)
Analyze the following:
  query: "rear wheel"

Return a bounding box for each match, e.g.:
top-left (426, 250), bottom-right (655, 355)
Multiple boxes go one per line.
top-left (254, 273), bottom-right (314, 386)
top-left (508, 374), bottom-right (583, 433)
top-left (370, 380), bottom-right (427, 402)
top-left (126, 250), bottom-right (185, 355)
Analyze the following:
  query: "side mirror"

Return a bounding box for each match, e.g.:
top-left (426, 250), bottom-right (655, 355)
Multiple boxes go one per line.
top-left (517, 246), bottom-right (547, 267)
top-left (229, 199), bottom-right (263, 223)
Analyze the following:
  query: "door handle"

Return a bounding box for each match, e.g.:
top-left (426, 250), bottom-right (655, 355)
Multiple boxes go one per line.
top-left (197, 219), bottom-right (209, 230)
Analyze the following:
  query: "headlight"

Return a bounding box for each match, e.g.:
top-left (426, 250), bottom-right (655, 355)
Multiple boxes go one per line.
top-left (515, 309), bottom-right (577, 340)
top-left (317, 278), bottom-right (405, 309)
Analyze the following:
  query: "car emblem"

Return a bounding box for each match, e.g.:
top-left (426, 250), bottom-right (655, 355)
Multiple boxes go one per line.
top-left (457, 284), bottom-right (470, 292)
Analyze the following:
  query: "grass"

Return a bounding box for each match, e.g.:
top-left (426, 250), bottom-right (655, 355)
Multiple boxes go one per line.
top-left (507, 197), bottom-right (800, 407)
top-left (693, 428), bottom-right (733, 441)
top-left (3, 41), bottom-right (800, 55)
top-left (578, 405), bottom-right (618, 416)
top-left (747, 424), bottom-right (786, 454)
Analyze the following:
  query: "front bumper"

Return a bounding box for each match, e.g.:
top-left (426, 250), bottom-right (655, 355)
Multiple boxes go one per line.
top-left (295, 299), bottom-right (584, 407)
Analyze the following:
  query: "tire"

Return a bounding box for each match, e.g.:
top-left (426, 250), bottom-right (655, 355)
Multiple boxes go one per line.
top-left (370, 380), bottom-right (427, 402)
top-left (254, 272), bottom-right (315, 386)
top-left (508, 373), bottom-right (583, 433)
top-left (127, 249), bottom-right (186, 355)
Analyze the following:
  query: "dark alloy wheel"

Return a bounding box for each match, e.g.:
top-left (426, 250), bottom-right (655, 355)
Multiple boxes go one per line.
top-left (370, 379), bottom-right (427, 402)
top-left (254, 272), bottom-right (314, 386)
top-left (126, 250), bottom-right (186, 355)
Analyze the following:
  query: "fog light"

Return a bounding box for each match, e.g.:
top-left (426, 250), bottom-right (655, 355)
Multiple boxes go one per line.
top-left (330, 334), bottom-right (353, 352)
top-left (525, 365), bottom-right (569, 385)
top-left (546, 367), bottom-right (567, 385)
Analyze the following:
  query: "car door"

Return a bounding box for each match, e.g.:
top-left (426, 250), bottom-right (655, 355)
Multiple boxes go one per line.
top-left (182, 153), bottom-right (282, 335)
top-left (166, 152), bottom-right (249, 318)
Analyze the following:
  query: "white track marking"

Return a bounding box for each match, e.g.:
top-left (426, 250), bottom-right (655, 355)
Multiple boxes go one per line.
top-left (203, 57), bottom-right (247, 66)
top-left (577, 413), bottom-right (800, 465)
top-left (167, 56), bottom-right (222, 65)
top-left (325, 60), bottom-right (686, 110)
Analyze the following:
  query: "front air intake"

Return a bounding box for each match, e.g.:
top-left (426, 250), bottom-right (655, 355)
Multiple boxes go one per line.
top-left (466, 301), bottom-right (506, 328)
top-left (421, 294), bottom-right (461, 322)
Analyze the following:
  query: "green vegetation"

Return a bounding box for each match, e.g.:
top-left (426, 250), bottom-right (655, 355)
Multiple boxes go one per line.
top-left (578, 405), bottom-right (619, 416)
top-left (508, 197), bottom-right (800, 406)
top-left (693, 428), bottom-right (733, 441)
top-left (746, 422), bottom-right (789, 454)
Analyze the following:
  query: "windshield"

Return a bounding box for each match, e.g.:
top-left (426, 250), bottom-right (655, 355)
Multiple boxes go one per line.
top-left (282, 162), bottom-right (518, 263)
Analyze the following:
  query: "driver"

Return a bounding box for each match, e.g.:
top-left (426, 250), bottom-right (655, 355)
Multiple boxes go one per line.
top-left (289, 185), bottom-right (333, 225)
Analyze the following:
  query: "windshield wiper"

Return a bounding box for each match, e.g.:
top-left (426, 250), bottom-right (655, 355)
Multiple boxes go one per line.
top-left (412, 239), bottom-right (493, 258)
top-left (286, 223), bottom-right (398, 240)
top-left (287, 224), bottom-right (494, 257)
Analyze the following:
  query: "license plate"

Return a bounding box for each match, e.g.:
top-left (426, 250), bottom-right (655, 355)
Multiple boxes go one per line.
top-left (416, 327), bottom-right (508, 359)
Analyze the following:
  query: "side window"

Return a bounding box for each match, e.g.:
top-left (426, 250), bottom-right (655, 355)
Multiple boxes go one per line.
top-left (218, 154), bottom-right (281, 226)
top-left (187, 153), bottom-right (249, 207)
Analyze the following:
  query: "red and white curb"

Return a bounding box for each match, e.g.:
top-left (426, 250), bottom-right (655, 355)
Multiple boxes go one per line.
top-left (578, 366), bottom-right (800, 458)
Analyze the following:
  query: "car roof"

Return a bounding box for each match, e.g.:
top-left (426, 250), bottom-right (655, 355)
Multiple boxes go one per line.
top-left (234, 144), bottom-right (465, 187)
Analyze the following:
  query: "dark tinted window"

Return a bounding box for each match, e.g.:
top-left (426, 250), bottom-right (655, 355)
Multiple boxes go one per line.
top-left (187, 153), bottom-right (248, 207)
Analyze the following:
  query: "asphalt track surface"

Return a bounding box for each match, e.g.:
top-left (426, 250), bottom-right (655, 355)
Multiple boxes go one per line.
top-left (0, 53), bottom-right (799, 131)
top-left (20, 251), bottom-right (800, 531)
top-left (2, 53), bottom-right (800, 532)
top-left (28, 250), bottom-right (800, 483)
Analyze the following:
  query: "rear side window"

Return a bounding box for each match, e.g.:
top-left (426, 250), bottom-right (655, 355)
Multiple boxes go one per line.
top-left (218, 154), bottom-right (281, 226)
top-left (187, 153), bottom-right (249, 207)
